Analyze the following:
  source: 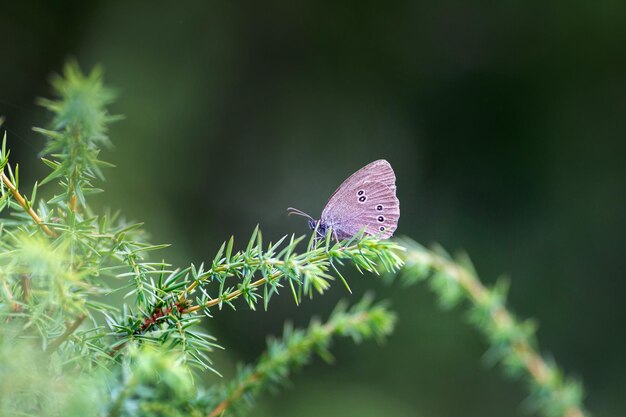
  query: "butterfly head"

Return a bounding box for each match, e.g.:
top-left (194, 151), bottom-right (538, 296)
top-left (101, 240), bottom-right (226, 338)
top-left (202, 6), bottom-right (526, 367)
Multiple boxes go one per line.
top-left (287, 208), bottom-right (329, 238)
top-left (308, 219), bottom-right (328, 235)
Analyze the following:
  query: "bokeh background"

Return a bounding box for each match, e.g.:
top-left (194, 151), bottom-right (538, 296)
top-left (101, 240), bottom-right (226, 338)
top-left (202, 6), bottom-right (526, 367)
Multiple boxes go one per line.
top-left (2, 2), bottom-right (625, 416)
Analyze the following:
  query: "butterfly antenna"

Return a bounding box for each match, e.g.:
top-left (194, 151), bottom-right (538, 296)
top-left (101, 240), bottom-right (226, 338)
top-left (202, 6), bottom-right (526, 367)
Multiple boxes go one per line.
top-left (286, 207), bottom-right (314, 221)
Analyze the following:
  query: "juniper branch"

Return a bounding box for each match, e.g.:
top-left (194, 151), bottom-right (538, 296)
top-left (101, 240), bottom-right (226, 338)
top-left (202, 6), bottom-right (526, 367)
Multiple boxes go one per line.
top-left (398, 239), bottom-right (587, 417)
top-left (108, 229), bottom-right (403, 367)
top-left (1, 174), bottom-right (54, 236)
top-left (35, 60), bottom-right (118, 212)
top-left (180, 231), bottom-right (403, 314)
top-left (0, 133), bottom-right (56, 237)
top-left (204, 295), bottom-right (396, 417)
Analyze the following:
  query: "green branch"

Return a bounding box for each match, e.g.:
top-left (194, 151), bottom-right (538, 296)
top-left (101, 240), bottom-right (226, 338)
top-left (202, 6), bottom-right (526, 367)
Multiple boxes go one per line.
top-left (179, 228), bottom-right (404, 313)
top-left (35, 60), bottom-right (118, 212)
top-left (204, 295), bottom-right (396, 417)
top-left (0, 133), bottom-right (57, 237)
top-left (108, 228), bottom-right (403, 370)
top-left (398, 238), bottom-right (587, 417)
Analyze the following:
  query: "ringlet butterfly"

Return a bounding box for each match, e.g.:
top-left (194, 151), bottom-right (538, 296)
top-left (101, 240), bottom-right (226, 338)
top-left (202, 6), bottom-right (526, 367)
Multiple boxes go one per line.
top-left (288, 159), bottom-right (400, 240)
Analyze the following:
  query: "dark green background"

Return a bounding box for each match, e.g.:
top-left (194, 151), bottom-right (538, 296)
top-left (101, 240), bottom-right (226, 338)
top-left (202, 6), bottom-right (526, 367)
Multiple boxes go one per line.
top-left (2, 2), bottom-right (625, 416)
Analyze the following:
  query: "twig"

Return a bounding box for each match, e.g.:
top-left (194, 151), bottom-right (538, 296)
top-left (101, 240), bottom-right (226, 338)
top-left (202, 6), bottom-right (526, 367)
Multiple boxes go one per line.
top-left (46, 314), bottom-right (86, 354)
top-left (1, 172), bottom-right (57, 237)
top-left (20, 274), bottom-right (31, 303)
top-left (404, 247), bottom-right (586, 417)
top-left (179, 245), bottom-right (366, 314)
top-left (1, 280), bottom-right (20, 317)
top-left (110, 235), bottom-right (401, 361)
top-left (207, 377), bottom-right (258, 417)
top-left (206, 311), bottom-right (372, 417)
top-left (182, 276), bottom-right (272, 314)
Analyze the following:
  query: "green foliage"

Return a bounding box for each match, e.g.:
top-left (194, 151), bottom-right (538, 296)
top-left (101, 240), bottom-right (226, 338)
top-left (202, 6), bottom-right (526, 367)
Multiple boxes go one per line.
top-left (0, 61), bottom-right (589, 417)
top-left (397, 238), bottom-right (587, 417)
top-left (35, 60), bottom-right (118, 209)
top-left (201, 295), bottom-right (396, 417)
top-left (0, 329), bottom-right (105, 417)
top-left (0, 63), bottom-right (401, 417)
top-left (109, 344), bottom-right (200, 417)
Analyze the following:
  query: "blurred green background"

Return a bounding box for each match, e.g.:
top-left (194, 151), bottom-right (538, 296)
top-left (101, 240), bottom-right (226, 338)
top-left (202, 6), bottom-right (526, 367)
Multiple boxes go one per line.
top-left (2, 1), bottom-right (625, 416)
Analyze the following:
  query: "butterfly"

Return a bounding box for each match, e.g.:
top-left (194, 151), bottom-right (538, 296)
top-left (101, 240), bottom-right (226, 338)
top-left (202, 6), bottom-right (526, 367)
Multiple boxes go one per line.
top-left (288, 159), bottom-right (400, 241)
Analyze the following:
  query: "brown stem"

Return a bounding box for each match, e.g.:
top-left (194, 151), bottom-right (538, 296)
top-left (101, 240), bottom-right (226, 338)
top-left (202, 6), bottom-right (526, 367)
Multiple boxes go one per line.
top-left (20, 274), bottom-right (31, 302)
top-left (181, 275), bottom-right (272, 314)
top-left (107, 303), bottom-right (186, 357)
top-left (46, 314), bottom-right (86, 354)
top-left (1, 172), bottom-right (57, 237)
top-left (2, 280), bottom-right (20, 318)
top-left (207, 394), bottom-right (234, 417)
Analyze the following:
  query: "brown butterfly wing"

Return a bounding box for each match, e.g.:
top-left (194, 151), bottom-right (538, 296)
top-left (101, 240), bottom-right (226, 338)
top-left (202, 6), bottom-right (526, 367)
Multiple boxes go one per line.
top-left (323, 159), bottom-right (396, 205)
top-left (320, 160), bottom-right (399, 239)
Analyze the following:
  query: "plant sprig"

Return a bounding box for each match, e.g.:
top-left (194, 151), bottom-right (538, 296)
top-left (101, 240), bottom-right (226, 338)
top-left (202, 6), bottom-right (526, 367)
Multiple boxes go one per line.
top-left (0, 133), bottom-right (56, 236)
top-left (201, 294), bottom-right (396, 417)
top-left (397, 238), bottom-right (587, 417)
top-left (35, 60), bottom-right (119, 212)
top-left (106, 227), bottom-right (404, 370)
top-left (179, 227), bottom-right (404, 312)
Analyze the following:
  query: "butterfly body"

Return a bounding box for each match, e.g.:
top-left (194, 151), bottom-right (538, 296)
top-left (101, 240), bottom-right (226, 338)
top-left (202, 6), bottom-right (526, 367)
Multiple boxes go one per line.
top-left (290, 159), bottom-right (400, 240)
